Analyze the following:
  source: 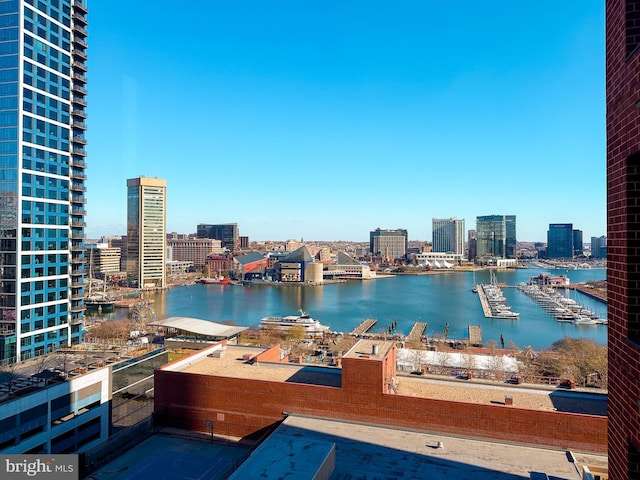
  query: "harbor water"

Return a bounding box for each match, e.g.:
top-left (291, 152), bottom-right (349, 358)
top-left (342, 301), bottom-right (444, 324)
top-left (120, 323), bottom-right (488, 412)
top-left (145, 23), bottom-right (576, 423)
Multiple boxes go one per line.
top-left (99, 267), bottom-right (607, 350)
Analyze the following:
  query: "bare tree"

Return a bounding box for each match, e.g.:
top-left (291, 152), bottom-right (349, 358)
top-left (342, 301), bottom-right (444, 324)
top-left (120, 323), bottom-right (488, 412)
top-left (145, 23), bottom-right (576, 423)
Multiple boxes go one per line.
top-left (1, 361), bottom-right (20, 395)
top-left (487, 354), bottom-right (505, 380)
top-left (435, 350), bottom-right (450, 372)
top-left (461, 351), bottom-right (476, 371)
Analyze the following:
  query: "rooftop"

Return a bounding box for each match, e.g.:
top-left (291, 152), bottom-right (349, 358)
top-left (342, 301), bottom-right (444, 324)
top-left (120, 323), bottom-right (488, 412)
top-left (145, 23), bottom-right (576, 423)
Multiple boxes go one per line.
top-left (90, 416), bottom-right (607, 479)
top-left (343, 339), bottom-right (394, 360)
top-left (172, 343), bottom-right (607, 414)
top-left (149, 316), bottom-right (247, 339)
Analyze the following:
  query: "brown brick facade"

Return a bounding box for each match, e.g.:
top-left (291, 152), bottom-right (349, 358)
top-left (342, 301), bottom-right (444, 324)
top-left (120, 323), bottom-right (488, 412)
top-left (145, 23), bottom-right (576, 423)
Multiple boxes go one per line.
top-left (154, 343), bottom-right (606, 453)
top-left (607, 1), bottom-right (640, 477)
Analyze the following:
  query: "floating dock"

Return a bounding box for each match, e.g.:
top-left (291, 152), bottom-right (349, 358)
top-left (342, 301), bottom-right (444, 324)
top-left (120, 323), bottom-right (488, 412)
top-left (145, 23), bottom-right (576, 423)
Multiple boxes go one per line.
top-left (406, 322), bottom-right (427, 343)
top-left (350, 318), bottom-right (377, 336)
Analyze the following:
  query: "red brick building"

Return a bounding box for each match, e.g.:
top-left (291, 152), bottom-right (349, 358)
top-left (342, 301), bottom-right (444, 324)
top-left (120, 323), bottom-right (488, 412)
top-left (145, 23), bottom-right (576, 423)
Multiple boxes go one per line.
top-left (606, 1), bottom-right (640, 477)
top-left (154, 340), bottom-right (606, 454)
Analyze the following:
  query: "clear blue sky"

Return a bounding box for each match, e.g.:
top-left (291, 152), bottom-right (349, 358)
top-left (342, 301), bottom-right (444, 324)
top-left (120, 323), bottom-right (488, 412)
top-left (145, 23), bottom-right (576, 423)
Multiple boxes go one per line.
top-left (85, 1), bottom-right (605, 243)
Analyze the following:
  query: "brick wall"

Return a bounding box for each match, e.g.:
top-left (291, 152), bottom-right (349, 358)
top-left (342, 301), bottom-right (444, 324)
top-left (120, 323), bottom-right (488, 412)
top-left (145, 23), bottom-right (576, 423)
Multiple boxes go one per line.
top-left (607, 0), bottom-right (640, 477)
top-left (155, 341), bottom-right (606, 453)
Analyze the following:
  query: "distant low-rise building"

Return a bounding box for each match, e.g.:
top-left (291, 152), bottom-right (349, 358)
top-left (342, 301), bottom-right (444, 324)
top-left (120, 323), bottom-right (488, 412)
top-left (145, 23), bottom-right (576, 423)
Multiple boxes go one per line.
top-left (233, 252), bottom-right (269, 280)
top-left (325, 252), bottom-right (375, 279)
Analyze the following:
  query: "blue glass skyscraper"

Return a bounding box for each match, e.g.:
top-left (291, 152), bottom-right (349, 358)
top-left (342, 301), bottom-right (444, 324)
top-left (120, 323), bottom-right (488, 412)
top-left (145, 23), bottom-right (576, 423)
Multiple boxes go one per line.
top-left (0, 0), bottom-right (87, 363)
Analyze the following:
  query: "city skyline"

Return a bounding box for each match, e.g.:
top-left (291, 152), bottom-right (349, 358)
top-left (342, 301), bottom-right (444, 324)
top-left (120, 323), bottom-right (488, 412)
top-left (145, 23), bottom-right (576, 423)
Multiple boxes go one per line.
top-left (86, 2), bottom-right (605, 242)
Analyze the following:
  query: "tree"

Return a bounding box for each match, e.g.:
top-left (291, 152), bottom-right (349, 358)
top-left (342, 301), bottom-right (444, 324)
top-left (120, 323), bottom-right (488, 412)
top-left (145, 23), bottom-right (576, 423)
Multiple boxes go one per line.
top-left (287, 325), bottom-right (306, 342)
top-left (550, 337), bottom-right (608, 388)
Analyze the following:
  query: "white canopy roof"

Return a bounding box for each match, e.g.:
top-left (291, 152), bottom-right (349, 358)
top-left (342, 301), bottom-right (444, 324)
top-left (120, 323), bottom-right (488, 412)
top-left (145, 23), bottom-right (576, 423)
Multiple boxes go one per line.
top-left (149, 317), bottom-right (247, 338)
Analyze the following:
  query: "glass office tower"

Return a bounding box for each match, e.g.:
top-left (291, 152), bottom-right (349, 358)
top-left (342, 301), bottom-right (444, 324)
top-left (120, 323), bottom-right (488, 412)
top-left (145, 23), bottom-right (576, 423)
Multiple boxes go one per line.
top-left (547, 223), bottom-right (573, 258)
top-left (0, 0), bottom-right (88, 363)
top-left (476, 215), bottom-right (516, 260)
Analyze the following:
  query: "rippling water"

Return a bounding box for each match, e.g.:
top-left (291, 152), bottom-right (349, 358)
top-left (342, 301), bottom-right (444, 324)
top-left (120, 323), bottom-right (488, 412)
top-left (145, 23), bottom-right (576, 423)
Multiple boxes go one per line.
top-left (98, 267), bottom-right (607, 350)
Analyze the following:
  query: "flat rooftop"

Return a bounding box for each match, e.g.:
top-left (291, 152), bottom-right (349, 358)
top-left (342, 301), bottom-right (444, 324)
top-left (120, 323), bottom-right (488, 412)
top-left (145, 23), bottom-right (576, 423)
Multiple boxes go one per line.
top-left (175, 345), bottom-right (606, 414)
top-left (90, 416), bottom-right (607, 479)
top-left (343, 339), bottom-right (394, 360)
top-left (268, 415), bottom-right (607, 479)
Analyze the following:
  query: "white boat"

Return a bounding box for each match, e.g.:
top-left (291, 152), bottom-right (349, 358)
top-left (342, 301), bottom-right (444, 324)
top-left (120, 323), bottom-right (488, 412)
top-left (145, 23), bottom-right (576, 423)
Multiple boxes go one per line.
top-left (260, 310), bottom-right (330, 335)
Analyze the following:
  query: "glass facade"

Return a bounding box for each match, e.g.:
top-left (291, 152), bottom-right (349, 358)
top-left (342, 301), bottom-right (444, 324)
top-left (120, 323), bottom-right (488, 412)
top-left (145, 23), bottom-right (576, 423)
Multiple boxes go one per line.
top-left (0, 0), bottom-right (87, 363)
top-left (197, 223), bottom-right (239, 252)
top-left (547, 223), bottom-right (573, 259)
top-left (476, 215), bottom-right (516, 260)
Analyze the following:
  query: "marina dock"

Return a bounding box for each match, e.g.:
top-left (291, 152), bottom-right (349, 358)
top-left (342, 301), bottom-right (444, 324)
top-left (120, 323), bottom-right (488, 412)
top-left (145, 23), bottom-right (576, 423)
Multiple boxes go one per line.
top-left (476, 285), bottom-right (492, 317)
top-left (350, 318), bottom-right (377, 336)
top-left (477, 284), bottom-right (519, 319)
top-left (406, 322), bottom-right (427, 343)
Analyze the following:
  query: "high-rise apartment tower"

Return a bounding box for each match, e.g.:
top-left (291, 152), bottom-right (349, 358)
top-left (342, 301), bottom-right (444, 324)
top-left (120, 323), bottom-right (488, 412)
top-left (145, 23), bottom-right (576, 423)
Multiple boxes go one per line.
top-left (0, 0), bottom-right (88, 363)
top-left (126, 177), bottom-right (167, 289)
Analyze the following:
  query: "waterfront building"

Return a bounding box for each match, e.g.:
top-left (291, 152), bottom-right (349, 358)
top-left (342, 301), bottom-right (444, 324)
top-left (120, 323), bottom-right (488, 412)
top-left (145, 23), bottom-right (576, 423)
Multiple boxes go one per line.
top-left (197, 223), bottom-right (239, 252)
top-left (0, 0), bottom-right (88, 363)
top-left (414, 252), bottom-right (463, 266)
top-left (475, 215), bottom-right (516, 260)
top-left (369, 228), bottom-right (408, 261)
top-left (431, 217), bottom-right (465, 256)
top-left (167, 238), bottom-right (221, 270)
top-left (275, 246), bottom-right (314, 282)
top-left (233, 252), bottom-right (268, 281)
top-left (126, 177), bottom-right (167, 289)
top-left (325, 251), bottom-right (374, 279)
top-left (205, 253), bottom-right (233, 277)
top-left (590, 235), bottom-right (606, 259)
top-left (547, 223), bottom-right (574, 259)
top-left (606, 1), bottom-right (640, 476)
top-left (87, 244), bottom-right (121, 279)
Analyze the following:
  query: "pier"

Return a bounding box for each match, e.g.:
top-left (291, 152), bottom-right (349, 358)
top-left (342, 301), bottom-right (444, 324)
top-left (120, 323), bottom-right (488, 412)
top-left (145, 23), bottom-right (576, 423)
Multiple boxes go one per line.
top-left (350, 318), bottom-right (377, 336)
top-left (476, 286), bottom-right (493, 317)
top-left (406, 322), bottom-right (427, 343)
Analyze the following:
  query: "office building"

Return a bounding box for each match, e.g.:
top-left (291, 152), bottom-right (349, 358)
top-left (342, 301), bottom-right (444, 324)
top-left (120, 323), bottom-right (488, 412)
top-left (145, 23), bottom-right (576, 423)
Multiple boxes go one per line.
top-left (0, 0), bottom-right (88, 363)
top-left (432, 218), bottom-right (465, 255)
top-left (572, 229), bottom-right (583, 256)
top-left (126, 177), bottom-right (166, 289)
top-left (475, 215), bottom-right (516, 260)
top-left (197, 223), bottom-right (239, 252)
top-left (467, 229), bottom-right (477, 260)
top-left (606, 1), bottom-right (640, 476)
top-left (167, 238), bottom-right (221, 270)
top-left (369, 228), bottom-right (408, 260)
top-left (590, 235), bottom-right (606, 259)
top-left (87, 244), bottom-right (121, 279)
top-left (547, 223), bottom-right (574, 259)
